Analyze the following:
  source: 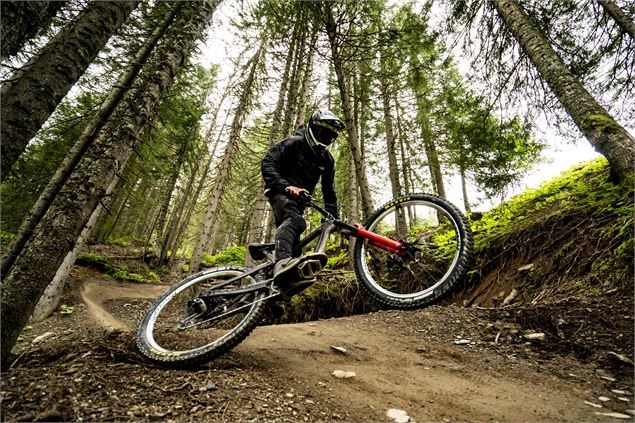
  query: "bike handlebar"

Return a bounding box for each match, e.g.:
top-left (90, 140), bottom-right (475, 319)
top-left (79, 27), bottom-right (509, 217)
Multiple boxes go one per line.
top-left (299, 192), bottom-right (336, 221)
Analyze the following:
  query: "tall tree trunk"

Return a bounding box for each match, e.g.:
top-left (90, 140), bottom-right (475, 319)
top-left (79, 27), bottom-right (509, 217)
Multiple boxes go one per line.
top-left (395, 100), bottom-right (412, 196)
top-left (380, 52), bottom-right (407, 232)
top-left (493, 0), bottom-right (635, 182)
top-left (345, 151), bottom-right (359, 222)
top-left (281, 8), bottom-right (307, 136)
top-left (99, 179), bottom-right (136, 242)
top-left (189, 44), bottom-right (264, 273)
top-left (1, 4), bottom-right (180, 277)
top-left (160, 82), bottom-right (216, 264)
top-left (395, 101), bottom-right (416, 223)
top-left (246, 20), bottom-right (302, 249)
top-left (0, 0), bottom-right (222, 367)
top-left (294, 25), bottom-right (318, 128)
top-left (0, 0), bottom-right (139, 178)
top-left (423, 133), bottom-right (446, 198)
top-left (410, 66), bottom-right (446, 197)
top-left (154, 134), bottom-right (191, 252)
top-left (324, 6), bottom-right (374, 219)
top-left (166, 187), bottom-right (192, 260)
top-left (380, 50), bottom-right (403, 199)
top-left (142, 205), bottom-right (162, 260)
top-left (597, 0), bottom-right (635, 39)
top-left (344, 149), bottom-right (359, 258)
top-left (30, 176), bottom-right (117, 322)
top-left (0, 0), bottom-right (67, 60)
top-left (346, 70), bottom-right (362, 225)
top-left (460, 166), bottom-right (471, 214)
top-left (157, 183), bottom-right (182, 263)
top-left (160, 130), bottom-right (208, 265)
top-left (172, 106), bottom-right (230, 257)
top-left (265, 212), bottom-right (276, 243)
top-left (162, 167), bottom-right (194, 264)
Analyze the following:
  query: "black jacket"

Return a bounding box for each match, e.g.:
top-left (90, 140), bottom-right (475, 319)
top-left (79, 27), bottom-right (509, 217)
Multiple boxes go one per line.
top-left (261, 125), bottom-right (338, 216)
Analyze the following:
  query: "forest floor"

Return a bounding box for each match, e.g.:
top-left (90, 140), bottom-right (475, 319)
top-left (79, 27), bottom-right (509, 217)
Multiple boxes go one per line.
top-left (1, 267), bottom-right (634, 423)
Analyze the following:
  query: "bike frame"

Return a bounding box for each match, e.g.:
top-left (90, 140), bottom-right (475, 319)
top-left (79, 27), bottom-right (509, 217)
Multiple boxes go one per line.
top-left (202, 197), bottom-right (408, 297)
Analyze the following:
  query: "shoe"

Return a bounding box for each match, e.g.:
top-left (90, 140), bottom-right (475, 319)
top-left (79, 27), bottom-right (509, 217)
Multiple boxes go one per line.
top-left (273, 257), bottom-right (302, 286)
top-left (273, 254), bottom-right (327, 293)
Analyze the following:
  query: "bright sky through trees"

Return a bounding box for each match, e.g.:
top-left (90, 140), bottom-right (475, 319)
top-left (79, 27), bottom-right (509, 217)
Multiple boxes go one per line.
top-left (197, 0), bottom-right (607, 211)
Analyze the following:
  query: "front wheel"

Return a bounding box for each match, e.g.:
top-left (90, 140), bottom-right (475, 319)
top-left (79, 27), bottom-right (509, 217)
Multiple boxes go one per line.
top-left (353, 193), bottom-right (473, 309)
top-left (136, 266), bottom-right (267, 367)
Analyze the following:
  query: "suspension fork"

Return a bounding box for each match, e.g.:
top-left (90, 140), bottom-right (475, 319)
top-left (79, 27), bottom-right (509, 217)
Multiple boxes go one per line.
top-left (353, 224), bottom-right (408, 256)
top-left (333, 221), bottom-right (407, 256)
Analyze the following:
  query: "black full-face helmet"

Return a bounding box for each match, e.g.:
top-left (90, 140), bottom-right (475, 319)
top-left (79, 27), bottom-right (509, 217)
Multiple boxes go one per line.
top-left (306, 109), bottom-right (345, 154)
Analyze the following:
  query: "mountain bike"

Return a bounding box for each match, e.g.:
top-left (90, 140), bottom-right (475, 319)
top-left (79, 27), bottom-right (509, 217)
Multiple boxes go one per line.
top-left (136, 193), bottom-right (473, 367)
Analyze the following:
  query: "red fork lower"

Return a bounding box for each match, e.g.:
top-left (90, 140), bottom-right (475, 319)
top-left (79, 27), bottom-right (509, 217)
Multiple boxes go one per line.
top-left (354, 224), bottom-right (406, 256)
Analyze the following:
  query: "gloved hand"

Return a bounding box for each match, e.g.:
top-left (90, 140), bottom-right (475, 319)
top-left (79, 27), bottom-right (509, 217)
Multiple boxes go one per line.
top-left (323, 209), bottom-right (339, 222)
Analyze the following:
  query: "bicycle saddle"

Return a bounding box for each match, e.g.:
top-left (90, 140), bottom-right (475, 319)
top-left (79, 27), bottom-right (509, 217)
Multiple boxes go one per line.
top-left (248, 243), bottom-right (275, 260)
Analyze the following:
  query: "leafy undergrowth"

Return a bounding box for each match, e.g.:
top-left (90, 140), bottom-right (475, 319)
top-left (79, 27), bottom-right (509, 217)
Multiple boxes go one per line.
top-left (76, 251), bottom-right (160, 284)
top-left (272, 270), bottom-right (380, 324)
top-left (452, 158), bottom-right (633, 307)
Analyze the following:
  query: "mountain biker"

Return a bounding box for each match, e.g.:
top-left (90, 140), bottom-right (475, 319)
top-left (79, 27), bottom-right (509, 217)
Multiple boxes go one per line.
top-left (261, 108), bottom-right (345, 288)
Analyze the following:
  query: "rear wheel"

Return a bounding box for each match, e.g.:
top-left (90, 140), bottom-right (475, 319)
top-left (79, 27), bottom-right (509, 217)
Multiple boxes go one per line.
top-left (136, 266), bottom-right (267, 367)
top-left (353, 193), bottom-right (472, 309)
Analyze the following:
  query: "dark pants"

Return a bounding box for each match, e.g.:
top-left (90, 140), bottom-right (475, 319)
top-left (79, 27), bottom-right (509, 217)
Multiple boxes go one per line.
top-left (268, 193), bottom-right (306, 261)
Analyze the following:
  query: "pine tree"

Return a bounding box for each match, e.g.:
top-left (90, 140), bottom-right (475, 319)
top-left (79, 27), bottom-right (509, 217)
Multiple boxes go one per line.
top-left (492, 0), bottom-right (634, 182)
top-left (597, 0), bottom-right (635, 39)
top-left (321, 3), bottom-right (374, 218)
top-left (0, 1), bottom-right (67, 60)
top-left (246, 12), bottom-right (304, 247)
top-left (1, 3), bottom-right (181, 277)
top-left (189, 43), bottom-right (266, 273)
top-left (0, 0), bottom-right (222, 366)
top-left (1, 1), bottom-right (139, 178)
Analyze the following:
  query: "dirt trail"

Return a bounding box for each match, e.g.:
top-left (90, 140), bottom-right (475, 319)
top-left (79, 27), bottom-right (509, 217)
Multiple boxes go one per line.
top-left (2, 280), bottom-right (633, 422)
top-left (80, 279), bottom-right (165, 331)
top-left (239, 319), bottom-right (591, 421)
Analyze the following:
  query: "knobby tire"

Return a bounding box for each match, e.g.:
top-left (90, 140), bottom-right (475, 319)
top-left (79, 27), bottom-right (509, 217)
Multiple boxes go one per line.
top-left (353, 193), bottom-right (473, 309)
top-left (136, 266), bottom-right (267, 367)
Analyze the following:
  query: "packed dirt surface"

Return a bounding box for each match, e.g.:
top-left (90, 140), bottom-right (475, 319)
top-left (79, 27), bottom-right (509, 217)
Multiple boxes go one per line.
top-left (2, 276), bottom-right (633, 422)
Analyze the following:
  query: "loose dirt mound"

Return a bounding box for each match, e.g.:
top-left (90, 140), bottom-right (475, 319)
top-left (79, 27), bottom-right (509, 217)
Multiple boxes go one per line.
top-left (2, 278), bottom-right (633, 422)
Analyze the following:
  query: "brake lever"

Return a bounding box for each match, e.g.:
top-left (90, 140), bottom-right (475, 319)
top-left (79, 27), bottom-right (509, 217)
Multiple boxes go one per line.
top-left (299, 192), bottom-right (313, 202)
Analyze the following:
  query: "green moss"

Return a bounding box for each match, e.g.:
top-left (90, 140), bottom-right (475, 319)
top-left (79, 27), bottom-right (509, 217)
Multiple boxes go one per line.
top-left (470, 158), bottom-right (633, 299)
top-left (147, 271), bottom-right (161, 283)
top-left (108, 236), bottom-right (129, 247)
top-left (324, 240), bottom-right (349, 269)
top-left (201, 245), bottom-right (247, 267)
top-left (581, 113), bottom-right (621, 134)
top-left (1, 230), bottom-right (14, 245)
top-left (472, 158), bottom-right (623, 250)
top-left (76, 253), bottom-right (149, 283)
top-left (278, 271), bottom-right (379, 323)
top-left (60, 304), bottom-right (75, 315)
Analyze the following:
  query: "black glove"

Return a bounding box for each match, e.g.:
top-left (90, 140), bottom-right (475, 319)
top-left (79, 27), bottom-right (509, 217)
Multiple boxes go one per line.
top-left (324, 202), bottom-right (338, 217)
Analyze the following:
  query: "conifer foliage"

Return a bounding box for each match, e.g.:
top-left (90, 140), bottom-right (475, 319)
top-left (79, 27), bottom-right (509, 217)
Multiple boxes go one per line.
top-left (1, 0), bottom-right (222, 365)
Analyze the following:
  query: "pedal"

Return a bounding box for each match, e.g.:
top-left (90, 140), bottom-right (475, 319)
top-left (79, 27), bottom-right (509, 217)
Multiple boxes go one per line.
top-left (297, 259), bottom-right (322, 279)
